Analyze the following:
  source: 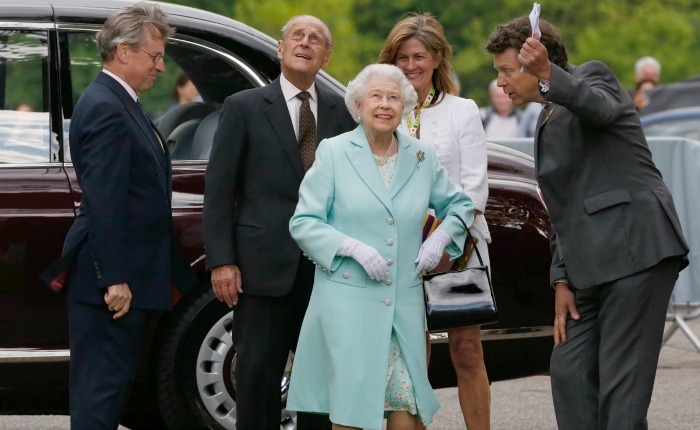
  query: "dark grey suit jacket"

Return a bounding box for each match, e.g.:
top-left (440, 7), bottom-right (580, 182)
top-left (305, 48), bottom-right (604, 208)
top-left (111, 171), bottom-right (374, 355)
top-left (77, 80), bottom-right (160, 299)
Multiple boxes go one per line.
top-left (536, 61), bottom-right (689, 289)
top-left (203, 76), bottom-right (355, 297)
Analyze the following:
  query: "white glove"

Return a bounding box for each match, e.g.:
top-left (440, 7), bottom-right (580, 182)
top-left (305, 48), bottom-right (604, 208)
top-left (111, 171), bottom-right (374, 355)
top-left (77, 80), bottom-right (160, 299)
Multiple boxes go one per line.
top-left (415, 229), bottom-right (452, 273)
top-left (338, 237), bottom-right (388, 280)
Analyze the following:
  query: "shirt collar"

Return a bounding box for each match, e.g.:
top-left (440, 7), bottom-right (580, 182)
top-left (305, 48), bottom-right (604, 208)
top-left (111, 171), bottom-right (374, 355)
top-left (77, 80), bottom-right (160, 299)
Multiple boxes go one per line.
top-left (102, 68), bottom-right (138, 102)
top-left (280, 73), bottom-right (317, 103)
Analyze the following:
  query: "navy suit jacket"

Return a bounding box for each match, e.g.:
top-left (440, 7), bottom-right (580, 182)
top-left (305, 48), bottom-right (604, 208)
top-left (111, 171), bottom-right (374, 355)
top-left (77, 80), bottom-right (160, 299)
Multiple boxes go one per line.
top-left (49, 72), bottom-right (195, 310)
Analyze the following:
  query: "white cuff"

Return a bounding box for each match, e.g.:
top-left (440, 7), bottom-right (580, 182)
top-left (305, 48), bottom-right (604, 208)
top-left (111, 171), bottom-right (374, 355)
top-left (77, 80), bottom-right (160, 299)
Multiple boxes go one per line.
top-left (337, 237), bottom-right (359, 257)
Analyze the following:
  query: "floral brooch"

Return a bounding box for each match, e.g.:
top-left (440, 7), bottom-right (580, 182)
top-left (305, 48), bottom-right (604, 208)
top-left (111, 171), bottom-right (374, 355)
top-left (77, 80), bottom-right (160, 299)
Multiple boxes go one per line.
top-left (416, 150), bottom-right (425, 168)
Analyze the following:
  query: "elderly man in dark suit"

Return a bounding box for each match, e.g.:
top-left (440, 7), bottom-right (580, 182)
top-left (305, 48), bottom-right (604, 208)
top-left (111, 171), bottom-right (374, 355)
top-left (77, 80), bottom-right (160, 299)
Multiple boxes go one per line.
top-left (44, 3), bottom-right (196, 429)
top-left (486, 17), bottom-right (689, 430)
top-left (203, 15), bottom-right (355, 430)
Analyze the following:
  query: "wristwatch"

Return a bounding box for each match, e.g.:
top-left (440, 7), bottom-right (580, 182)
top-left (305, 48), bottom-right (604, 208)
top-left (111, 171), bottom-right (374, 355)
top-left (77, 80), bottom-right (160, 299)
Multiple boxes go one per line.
top-left (538, 80), bottom-right (550, 94)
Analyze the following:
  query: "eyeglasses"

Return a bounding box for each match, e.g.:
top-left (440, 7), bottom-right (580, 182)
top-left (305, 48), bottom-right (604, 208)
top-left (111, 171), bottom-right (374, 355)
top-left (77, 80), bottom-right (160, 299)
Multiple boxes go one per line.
top-left (134, 46), bottom-right (164, 64)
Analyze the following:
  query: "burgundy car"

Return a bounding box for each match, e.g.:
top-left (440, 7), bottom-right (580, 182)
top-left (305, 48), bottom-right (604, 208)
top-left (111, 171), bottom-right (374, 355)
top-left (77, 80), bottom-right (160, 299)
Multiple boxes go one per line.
top-left (0, 1), bottom-right (554, 429)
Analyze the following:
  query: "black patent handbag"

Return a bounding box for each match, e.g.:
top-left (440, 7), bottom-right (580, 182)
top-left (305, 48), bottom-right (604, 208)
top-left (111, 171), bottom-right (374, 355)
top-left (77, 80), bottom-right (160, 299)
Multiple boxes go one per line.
top-left (423, 214), bottom-right (499, 333)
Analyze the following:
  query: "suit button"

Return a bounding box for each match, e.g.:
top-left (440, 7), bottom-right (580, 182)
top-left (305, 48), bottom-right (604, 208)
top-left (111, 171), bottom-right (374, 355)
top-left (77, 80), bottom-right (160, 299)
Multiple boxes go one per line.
top-left (386, 259), bottom-right (393, 266)
top-left (385, 279), bottom-right (392, 286)
top-left (384, 299), bottom-right (392, 306)
top-left (387, 239), bottom-right (394, 246)
top-left (387, 218), bottom-right (394, 225)
top-left (342, 272), bottom-right (350, 279)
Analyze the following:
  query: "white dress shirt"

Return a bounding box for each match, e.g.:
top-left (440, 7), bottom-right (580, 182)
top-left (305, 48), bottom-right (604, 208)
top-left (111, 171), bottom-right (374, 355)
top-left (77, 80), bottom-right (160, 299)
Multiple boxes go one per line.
top-left (102, 68), bottom-right (138, 102)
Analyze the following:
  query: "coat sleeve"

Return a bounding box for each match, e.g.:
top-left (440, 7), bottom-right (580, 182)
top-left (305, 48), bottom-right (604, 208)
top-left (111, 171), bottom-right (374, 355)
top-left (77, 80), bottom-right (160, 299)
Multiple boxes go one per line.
top-left (546, 61), bottom-right (626, 127)
top-left (428, 147), bottom-right (475, 259)
top-left (549, 228), bottom-right (568, 287)
top-left (203, 95), bottom-right (247, 269)
top-left (289, 139), bottom-right (349, 271)
top-left (73, 99), bottom-right (132, 288)
top-left (456, 98), bottom-right (488, 213)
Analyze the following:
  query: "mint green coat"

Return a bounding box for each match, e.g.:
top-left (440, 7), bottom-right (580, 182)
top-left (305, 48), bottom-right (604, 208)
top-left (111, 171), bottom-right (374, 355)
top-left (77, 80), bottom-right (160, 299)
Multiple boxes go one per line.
top-left (287, 126), bottom-right (474, 429)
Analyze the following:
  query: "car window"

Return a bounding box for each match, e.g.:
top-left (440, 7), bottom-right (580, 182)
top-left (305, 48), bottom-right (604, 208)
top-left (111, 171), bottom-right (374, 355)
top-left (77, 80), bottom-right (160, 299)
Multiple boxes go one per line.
top-left (147, 39), bottom-right (259, 161)
top-left (0, 30), bottom-right (50, 164)
top-left (63, 32), bottom-right (259, 161)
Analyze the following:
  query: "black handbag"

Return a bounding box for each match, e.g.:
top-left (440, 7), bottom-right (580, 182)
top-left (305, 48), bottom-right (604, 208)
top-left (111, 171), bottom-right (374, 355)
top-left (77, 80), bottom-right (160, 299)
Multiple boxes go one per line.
top-left (423, 215), bottom-right (498, 333)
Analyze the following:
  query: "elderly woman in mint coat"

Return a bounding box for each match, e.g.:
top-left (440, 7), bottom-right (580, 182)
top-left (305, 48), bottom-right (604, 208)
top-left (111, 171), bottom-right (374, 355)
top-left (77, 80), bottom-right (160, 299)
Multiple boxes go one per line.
top-left (287, 64), bottom-right (474, 430)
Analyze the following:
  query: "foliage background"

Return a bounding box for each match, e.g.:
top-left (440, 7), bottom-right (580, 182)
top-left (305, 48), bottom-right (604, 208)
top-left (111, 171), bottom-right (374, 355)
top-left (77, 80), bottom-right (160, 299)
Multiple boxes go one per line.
top-left (164, 0), bottom-right (700, 106)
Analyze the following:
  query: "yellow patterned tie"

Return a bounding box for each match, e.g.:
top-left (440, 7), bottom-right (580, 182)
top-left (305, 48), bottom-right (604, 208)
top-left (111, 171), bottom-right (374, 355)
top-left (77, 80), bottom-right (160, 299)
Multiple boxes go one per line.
top-left (297, 91), bottom-right (316, 171)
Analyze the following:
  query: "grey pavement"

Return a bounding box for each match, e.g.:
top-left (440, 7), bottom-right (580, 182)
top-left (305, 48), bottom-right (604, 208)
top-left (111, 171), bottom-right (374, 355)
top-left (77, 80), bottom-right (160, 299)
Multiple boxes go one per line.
top-left (430, 308), bottom-right (700, 429)
top-left (658, 303), bottom-right (700, 369)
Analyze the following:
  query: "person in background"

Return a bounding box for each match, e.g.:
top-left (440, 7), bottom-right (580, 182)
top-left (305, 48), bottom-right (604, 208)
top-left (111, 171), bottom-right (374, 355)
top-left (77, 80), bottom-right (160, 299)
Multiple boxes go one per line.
top-left (487, 16), bottom-right (688, 430)
top-left (203, 14), bottom-right (355, 430)
top-left (379, 12), bottom-right (492, 430)
top-left (518, 101), bottom-right (541, 137)
top-left (286, 63), bottom-right (474, 430)
top-left (480, 78), bottom-right (521, 139)
top-left (168, 73), bottom-right (201, 110)
top-left (14, 102), bottom-right (34, 112)
top-left (629, 56), bottom-right (661, 111)
top-left (633, 79), bottom-right (657, 111)
top-left (42, 3), bottom-right (197, 429)
top-left (634, 56), bottom-right (661, 86)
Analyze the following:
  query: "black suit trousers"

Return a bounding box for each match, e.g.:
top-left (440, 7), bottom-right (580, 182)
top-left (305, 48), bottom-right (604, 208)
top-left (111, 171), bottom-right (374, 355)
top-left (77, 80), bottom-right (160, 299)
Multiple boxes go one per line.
top-left (68, 294), bottom-right (149, 430)
top-left (232, 258), bottom-right (330, 430)
top-left (550, 257), bottom-right (681, 430)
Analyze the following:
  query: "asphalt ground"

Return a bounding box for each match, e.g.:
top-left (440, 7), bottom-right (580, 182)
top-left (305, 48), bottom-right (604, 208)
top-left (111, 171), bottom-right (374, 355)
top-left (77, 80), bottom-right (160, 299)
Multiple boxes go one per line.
top-left (431, 308), bottom-right (700, 429)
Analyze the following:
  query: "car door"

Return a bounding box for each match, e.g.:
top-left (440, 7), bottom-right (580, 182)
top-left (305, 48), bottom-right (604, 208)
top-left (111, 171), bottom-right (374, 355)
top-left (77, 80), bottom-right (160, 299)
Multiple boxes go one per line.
top-left (0, 26), bottom-right (74, 357)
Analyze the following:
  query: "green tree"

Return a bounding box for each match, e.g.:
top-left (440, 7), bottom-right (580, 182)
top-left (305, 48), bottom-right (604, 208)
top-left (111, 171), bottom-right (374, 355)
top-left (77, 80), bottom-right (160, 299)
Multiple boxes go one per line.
top-left (165, 0), bottom-right (235, 18)
top-left (172, 0), bottom-right (700, 107)
top-left (232, 0), bottom-right (363, 85)
top-left (353, 0), bottom-right (700, 106)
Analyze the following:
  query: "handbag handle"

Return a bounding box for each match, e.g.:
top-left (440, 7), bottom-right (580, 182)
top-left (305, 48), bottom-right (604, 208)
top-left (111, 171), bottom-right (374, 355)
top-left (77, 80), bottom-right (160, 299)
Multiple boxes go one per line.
top-left (453, 214), bottom-right (484, 267)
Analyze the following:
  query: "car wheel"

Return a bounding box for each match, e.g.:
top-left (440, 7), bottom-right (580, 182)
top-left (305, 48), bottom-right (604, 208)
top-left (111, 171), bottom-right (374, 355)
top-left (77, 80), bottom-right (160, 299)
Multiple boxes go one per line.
top-left (154, 286), bottom-right (296, 430)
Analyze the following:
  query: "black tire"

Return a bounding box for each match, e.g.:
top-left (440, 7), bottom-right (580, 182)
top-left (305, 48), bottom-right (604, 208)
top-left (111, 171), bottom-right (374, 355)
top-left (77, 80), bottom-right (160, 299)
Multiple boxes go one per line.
top-left (153, 286), bottom-right (296, 430)
top-left (155, 286), bottom-right (234, 430)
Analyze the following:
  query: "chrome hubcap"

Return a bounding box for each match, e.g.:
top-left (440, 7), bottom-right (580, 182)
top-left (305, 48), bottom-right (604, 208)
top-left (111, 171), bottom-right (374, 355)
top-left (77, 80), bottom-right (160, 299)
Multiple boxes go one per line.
top-left (195, 310), bottom-right (296, 429)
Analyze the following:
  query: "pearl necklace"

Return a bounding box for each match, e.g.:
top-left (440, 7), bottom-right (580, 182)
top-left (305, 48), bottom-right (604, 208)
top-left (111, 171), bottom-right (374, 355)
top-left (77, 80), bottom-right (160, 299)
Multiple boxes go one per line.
top-left (374, 134), bottom-right (396, 166)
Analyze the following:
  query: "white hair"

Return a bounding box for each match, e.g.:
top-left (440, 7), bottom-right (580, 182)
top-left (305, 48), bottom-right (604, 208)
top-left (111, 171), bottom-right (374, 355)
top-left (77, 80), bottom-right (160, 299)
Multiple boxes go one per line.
top-left (344, 64), bottom-right (418, 123)
top-left (635, 56), bottom-right (661, 76)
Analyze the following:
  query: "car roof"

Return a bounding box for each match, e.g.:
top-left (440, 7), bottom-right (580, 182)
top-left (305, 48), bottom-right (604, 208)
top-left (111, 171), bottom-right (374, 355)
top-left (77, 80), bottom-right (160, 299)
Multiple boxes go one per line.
top-left (0, 0), bottom-right (277, 46)
top-left (640, 106), bottom-right (700, 125)
top-left (642, 79), bottom-right (700, 115)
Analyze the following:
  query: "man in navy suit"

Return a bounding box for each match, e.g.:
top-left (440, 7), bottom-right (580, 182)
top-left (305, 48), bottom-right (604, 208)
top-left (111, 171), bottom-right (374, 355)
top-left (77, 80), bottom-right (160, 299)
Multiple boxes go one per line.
top-left (56, 3), bottom-right (196, 429)
top-left (204, 15), bottom-right (355, 430)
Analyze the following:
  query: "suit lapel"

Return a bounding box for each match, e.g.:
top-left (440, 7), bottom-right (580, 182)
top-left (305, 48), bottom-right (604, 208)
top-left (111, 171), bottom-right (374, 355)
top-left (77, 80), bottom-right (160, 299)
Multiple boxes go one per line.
top-left (264, 78), bottom-right (305, 181)
top-left (345, 127), bottom-right (393, 214)
top-left (96, 73), bottom-right (168, 174)
top-left (389, 133), bottom-right (418, 199)
top-left (534, 103), bottom-right (561, 174)
top-left (317, 86), bottom-right (338, 141)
